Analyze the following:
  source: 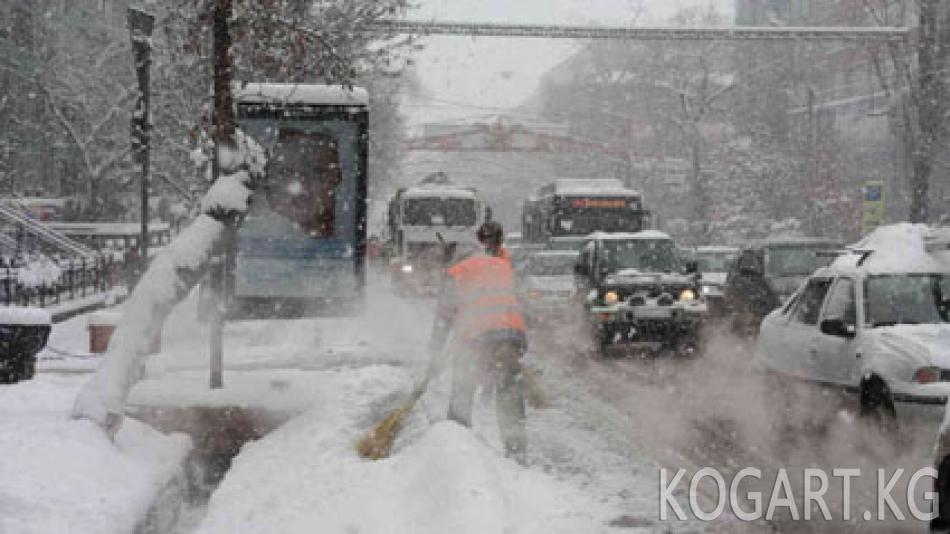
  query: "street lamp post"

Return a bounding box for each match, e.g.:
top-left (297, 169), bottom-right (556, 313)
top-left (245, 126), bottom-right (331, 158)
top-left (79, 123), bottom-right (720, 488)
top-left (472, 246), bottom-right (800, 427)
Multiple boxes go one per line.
top-left (127, 7), bottom-right (155, 264)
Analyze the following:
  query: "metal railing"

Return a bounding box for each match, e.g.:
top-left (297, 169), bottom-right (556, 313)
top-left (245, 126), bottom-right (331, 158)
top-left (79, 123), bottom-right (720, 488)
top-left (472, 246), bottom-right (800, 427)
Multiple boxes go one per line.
top-left (0, 256), bottom-right (127, 309)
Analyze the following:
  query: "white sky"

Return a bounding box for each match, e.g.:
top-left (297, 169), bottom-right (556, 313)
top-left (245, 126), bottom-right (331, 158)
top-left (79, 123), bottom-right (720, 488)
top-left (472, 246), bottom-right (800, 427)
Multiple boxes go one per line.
top-left (404, 0), bottom-right (735, 126)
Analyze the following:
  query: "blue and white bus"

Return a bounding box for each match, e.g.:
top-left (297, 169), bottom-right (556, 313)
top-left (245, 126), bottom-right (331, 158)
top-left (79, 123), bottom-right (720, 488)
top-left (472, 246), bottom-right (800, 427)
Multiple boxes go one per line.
top-left (229, 83), bottom-right (369, 318)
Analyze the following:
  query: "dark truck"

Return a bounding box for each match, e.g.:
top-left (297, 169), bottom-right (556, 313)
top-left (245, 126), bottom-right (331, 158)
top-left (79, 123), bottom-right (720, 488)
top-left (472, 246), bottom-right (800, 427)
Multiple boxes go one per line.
top-left (723, 236), bottom-right (841, 335)
top-left (574, 231), bottom-right (706, 356)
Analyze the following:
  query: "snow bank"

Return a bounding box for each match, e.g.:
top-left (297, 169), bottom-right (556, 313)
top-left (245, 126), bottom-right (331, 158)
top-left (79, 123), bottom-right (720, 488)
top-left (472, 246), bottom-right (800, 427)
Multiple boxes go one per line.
top-left (233, 82), bottom-right (370, 106)
top-left (195, 365), bottom-right (619, 534)
top-left (0, 374), bottom-right (190, 534)
top-left (0, 305), bottom-right (51, 325)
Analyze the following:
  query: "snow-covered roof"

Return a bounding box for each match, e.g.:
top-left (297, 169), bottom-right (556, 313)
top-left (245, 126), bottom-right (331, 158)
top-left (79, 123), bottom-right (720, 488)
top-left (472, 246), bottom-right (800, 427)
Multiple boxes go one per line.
top-left (556, 178), bottom-right (627, 193)
top-left (533, 179), bottom-right (640, 199)
top-left (0, 306), bottom-right (51, 326)
top-left (401, 187), bottom-right (477, 200)
top-left (816, 223), bottom-right (949, 277)
top-left (588, 230), bottom-right (671, 241)
top-left (233, 83), bottom-right (369, 106)
top-left (696, 246), bottom-right (739, 254)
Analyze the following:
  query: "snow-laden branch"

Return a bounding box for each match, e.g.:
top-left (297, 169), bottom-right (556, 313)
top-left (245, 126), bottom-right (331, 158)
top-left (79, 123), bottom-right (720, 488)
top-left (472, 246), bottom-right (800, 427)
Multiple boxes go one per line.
top-left (72, 131), bottom-right (265, 431)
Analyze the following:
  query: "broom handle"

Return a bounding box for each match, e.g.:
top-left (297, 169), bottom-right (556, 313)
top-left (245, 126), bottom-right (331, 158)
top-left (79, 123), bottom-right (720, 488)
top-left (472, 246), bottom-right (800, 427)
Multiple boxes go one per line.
top-left (404, 347), bottom-right (446, 409)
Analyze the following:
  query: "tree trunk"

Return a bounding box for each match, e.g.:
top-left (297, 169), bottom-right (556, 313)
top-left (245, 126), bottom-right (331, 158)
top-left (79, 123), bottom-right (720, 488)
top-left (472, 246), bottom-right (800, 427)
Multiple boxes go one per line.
top-left (212, 0), bottom-right (236, 149)
top-left (910, 0), bottom-right (946, 223)
top-left (689, 129), bottom-right (709, 239)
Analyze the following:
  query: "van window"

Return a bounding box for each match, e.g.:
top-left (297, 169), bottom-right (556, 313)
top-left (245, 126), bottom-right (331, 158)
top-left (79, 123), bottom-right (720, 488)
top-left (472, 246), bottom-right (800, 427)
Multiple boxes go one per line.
top-left (791, 278), bottom-right (832, 325)
top-left (822, 278), bottom-right (856, 327)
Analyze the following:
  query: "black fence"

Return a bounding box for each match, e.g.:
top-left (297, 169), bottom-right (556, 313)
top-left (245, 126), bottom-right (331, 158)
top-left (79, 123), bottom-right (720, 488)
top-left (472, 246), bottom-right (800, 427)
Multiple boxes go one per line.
top-left (0, 256), bottom-right (128, 309)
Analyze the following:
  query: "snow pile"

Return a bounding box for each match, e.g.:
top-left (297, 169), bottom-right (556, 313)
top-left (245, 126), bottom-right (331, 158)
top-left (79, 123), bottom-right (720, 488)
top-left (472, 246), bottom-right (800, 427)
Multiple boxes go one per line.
top-left (73, 131), bottom-right (264, 427)
top-left (194, 363), bottom-right (621, 534)
top-left (0, 373), bottom-right (190, 534)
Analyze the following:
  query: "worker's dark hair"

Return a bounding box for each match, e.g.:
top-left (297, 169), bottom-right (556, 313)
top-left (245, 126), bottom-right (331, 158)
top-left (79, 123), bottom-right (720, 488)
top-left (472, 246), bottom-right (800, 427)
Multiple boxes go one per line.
top-left (477, 220), bottom-right (504, 253)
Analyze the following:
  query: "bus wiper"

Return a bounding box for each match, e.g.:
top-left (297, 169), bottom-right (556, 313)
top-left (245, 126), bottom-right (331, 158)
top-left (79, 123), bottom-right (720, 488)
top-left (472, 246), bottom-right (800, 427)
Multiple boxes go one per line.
top-left (872, 320), bottom-right (898, 327)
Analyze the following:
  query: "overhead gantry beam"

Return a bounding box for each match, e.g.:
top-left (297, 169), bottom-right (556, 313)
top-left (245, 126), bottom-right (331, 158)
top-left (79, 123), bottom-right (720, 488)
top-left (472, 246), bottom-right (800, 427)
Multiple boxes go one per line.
top-left (364, 20), bottom-right (910, 42)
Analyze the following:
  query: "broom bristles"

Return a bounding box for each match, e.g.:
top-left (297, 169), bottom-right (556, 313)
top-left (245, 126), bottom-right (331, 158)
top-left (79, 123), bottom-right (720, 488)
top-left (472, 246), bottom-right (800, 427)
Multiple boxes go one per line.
top-left (355, 405), bottom-right (411, 460)
top-left (356, 377), bottom-right (431, 460)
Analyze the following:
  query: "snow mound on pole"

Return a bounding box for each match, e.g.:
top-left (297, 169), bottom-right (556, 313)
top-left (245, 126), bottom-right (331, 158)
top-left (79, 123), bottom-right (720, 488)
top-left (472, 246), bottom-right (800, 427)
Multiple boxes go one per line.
top-left (195, 365), bottom-right (618, 534)
top-left (72, 131), bottom-right (263, 427)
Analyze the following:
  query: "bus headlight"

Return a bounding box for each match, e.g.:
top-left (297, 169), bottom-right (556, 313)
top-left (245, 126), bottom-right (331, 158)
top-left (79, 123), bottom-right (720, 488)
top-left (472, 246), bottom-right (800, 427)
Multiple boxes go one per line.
top-left (604, 291), bottom-right (619, 304)
top-left (679, 289), bottom-right (696, 301)
top-left (401, 264), bottom-right (413, 273)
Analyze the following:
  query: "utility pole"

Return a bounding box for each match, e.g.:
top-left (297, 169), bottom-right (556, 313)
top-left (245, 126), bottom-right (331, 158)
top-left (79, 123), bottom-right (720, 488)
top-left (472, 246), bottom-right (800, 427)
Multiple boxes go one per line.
top-left (209, 0), bottom-right (236, 389)
top-left (127, 7), bottom-right (155, 263)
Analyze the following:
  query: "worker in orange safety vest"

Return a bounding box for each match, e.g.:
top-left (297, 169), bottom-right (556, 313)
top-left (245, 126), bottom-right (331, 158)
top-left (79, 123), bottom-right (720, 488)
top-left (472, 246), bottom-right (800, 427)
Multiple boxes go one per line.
top-left (428, 220), bottom-right (528, 462)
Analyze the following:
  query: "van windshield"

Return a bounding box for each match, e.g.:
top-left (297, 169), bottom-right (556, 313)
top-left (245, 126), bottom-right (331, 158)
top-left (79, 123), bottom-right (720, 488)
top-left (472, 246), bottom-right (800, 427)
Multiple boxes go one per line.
top-left (403, 198), bottom-right (476, 226)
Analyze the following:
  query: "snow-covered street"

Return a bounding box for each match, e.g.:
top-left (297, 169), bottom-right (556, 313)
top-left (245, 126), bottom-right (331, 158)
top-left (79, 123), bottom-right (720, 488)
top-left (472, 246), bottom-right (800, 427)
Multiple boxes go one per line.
top-left (4, 278), bottom-right (716, 534)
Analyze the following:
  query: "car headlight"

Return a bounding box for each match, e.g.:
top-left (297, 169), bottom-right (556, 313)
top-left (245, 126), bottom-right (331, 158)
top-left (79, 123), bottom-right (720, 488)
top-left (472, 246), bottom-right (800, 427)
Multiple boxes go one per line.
top-left (679, 288), bottom-right (696, 301)
top-left (604, 291), bottom-right (619, 304)
top-left (401, 264), bottom-right (413, 273)
top-left (701, 285), bottom-right (714, 296)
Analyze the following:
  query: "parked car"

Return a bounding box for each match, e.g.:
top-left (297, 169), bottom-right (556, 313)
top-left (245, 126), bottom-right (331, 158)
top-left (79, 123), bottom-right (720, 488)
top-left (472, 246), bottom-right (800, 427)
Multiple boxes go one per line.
top-left (517, 250), bottom-right (578, 325)
top-left (574, 231), bottom-right (705, 356)
top-left (695, 245), bottom-right (739, 316)
top-left (725, 237), bottom-right (840, 335)
top-left (755, 225), bottom-right (950, 428)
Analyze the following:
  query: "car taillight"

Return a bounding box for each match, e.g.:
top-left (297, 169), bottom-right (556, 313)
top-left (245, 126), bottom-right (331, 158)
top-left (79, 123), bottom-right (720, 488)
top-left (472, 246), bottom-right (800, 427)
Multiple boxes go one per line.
top-left (914, 367), bottom-right (941, 384)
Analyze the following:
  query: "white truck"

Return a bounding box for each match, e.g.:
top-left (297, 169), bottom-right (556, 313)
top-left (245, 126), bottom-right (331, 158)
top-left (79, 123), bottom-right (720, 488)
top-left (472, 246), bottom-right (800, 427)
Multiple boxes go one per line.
top-left (386, 175), bottom-right (482, 296)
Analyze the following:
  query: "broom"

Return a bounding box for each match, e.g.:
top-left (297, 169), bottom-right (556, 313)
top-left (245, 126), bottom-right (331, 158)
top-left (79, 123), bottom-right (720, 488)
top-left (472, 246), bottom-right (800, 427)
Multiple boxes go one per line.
top-left (356, 375), bottom-right (431, 460)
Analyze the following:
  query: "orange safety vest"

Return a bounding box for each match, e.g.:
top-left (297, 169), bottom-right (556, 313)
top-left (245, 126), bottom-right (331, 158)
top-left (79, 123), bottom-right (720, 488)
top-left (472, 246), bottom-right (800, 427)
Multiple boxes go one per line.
top-left (446, 252), bottom-right (526, 342)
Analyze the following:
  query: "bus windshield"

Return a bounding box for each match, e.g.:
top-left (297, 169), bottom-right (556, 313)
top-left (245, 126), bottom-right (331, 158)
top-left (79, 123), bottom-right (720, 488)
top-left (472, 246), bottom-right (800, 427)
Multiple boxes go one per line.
top-left (554, 205), bottom-right (642, 235)
top-left (403, 198), bottom-right (476, 226)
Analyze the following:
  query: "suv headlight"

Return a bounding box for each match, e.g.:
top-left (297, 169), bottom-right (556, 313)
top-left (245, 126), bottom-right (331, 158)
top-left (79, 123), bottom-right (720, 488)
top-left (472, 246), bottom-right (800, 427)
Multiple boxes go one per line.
top-left (679, 288), bottom-right (696, 301)
top-left (604, 291), bottom-right (619, 304)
